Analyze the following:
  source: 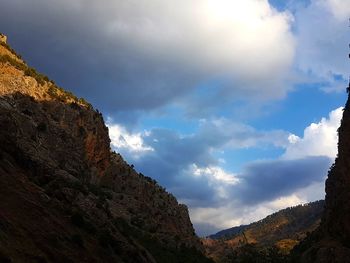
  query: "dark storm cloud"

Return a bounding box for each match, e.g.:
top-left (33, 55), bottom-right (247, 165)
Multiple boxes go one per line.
top-left (234, 156), bottom-right (332, 205)
top-left (0, 0), bottom-right (198, 117)
top-left (0, 0), bottom-right (295, 120)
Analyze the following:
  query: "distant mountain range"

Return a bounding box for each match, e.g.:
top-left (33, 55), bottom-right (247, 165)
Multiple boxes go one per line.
top-left (203, 200), bottom-right (324, 262)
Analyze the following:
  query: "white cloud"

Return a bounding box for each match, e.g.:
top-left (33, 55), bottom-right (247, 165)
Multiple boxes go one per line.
top-left (294, 0), bottom-right (350, 89)
top-left (102, 0), bottom-right (296, 103)
top-left (190, 164), bottom-right (239, 200)
top-left (1, 0), bottom-right (295, 108)
top-left (294, 181), bottom-right (326, 201)
top-left (190, 107), bottom-right (341, 235)
top-left (283, 107), bottom-right (343, 159)
top-left (105, 109), bottom-right (338, 236)
top-left (199, 118), bottom-right (291, 149)
top-left (192, 165), bottom-right (239, 186)
top-left (324, 0), bottom-right (350, 20)
top-left (107, 122), bottom-right (153, 155)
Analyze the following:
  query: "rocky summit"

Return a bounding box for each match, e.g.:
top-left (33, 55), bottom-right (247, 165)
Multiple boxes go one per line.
top-left (0, 35), bottom-right (212, 263)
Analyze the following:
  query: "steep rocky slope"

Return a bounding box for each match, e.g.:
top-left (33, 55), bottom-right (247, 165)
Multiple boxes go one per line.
top-left (0, 34), bottom-right (212, 262)
top-left (293, 90), bottom-right (350, 262)
top-left (203, 200), bottom-right (324, 262)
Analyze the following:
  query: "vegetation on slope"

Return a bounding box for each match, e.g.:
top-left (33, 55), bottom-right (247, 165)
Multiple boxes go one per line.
top-left (204, 201), bottom-right (324, 262)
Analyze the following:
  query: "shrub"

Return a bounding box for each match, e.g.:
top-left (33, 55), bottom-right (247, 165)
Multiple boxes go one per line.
top-left (0, 54), bottom-right (26, 71)
top-left (0, 41), bottom-right (22, 59)
top-left (0, 53), bottom-right (49, 86)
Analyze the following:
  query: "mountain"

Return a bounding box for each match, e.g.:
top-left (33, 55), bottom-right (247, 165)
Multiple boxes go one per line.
top-left (203, 200), bottom-right (324, 262)
top-left (292, 88), bottom-right (350, 262)
top-left (0, 34), bottom-right (212, 263)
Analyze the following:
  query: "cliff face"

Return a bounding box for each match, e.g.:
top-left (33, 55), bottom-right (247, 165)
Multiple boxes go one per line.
top-left (294, 93), bottom-right (350, 262)
top-left (0, 36), bottom-right (211, 263)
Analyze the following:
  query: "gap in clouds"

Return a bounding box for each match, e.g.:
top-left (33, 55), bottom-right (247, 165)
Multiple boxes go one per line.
top-left (108, 106), bottom-right (342, 236)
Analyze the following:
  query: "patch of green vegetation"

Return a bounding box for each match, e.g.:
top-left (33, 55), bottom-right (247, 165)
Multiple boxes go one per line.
top-left (47, 84), bottom-right (92, 108)
top-left (0, 54), bottom-right (26, 70)
top-left (0, 54), bottom-right (49, 85)
top-left (24, 67), bottom-right (49, 85)
top-left (0, 41), bottom-right (22, 60)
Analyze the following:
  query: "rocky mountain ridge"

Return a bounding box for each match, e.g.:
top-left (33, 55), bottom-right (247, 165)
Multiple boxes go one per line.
top-left (0, 34), bottom-right (212, 262)
top-left (203, 200), bottom-right (324, 262)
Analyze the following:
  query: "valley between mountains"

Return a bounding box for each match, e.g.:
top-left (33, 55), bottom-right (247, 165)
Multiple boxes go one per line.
top-left (1, 33), bottom-right (350, 262)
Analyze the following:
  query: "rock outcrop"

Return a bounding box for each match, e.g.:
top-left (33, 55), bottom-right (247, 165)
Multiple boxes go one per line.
top-left (293, 92), bottom-right (350, 262)
top-left (0, 35), bottom-right (212, 262)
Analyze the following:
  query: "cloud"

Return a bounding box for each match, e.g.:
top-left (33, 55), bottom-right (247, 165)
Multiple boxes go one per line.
top-left (325, 0), bottom-right (350, 20)
top-left (191, 191), bottom-right (311, 236)
top-left (193, 165), bottom-right (238, 186)
top-left (284, 107), bottom-right (342, 159)
top-left (107, 121), bottom-right (153, 157)
top-left (107, 113), bottom-right (333, 207)
top-left (0, 0), bottom-right (295, 115)
top-left (107, 118), bottom-right (292, 206)
top-left (191, 181), bottom-right (328, 236)
top-left (234, 156), bottom-right (332, 205)
top-left (197, 118), bottom-right (291, 149)
top-left (107, 107), bottom-right (339, 234)
top-left (293, 0), bottom-right (350, 91)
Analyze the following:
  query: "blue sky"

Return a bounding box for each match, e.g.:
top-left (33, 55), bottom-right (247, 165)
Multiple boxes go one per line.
top-left (1, 0), bottom-right (349, 236)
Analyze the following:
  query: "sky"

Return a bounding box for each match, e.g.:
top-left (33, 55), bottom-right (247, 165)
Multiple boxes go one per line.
top-left (1, 0), bottom-right (349, 236)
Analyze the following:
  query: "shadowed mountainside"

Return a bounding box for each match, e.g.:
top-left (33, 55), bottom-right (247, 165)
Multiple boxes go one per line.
top-left (0, 34), bottom-right (212, 263)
